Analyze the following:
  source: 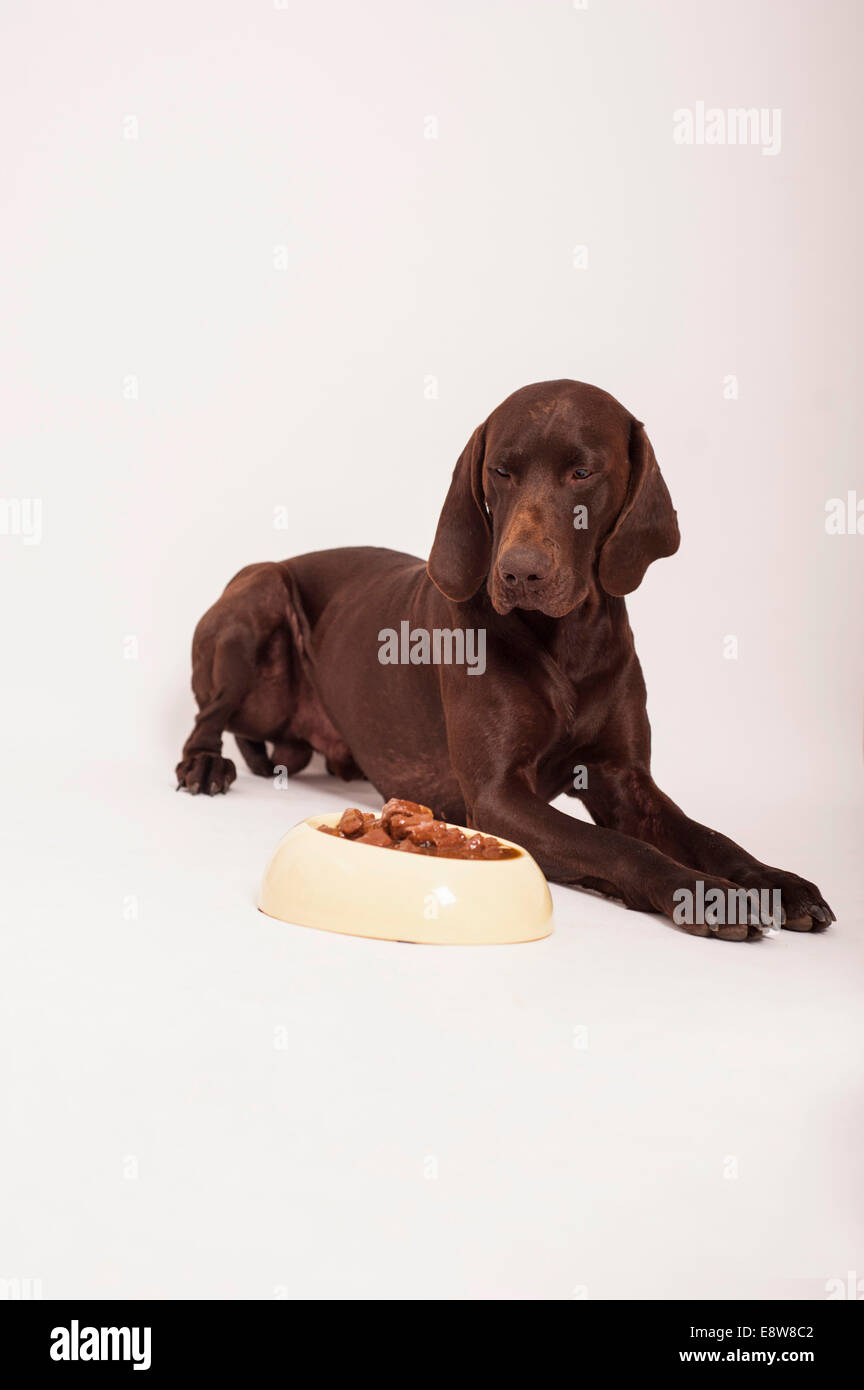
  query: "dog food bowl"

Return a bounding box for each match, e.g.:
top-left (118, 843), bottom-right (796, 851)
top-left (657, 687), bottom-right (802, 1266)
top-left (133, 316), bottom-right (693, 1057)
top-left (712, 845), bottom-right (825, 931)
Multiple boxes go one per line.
top-left (258, 814), bottom-right (554, 945)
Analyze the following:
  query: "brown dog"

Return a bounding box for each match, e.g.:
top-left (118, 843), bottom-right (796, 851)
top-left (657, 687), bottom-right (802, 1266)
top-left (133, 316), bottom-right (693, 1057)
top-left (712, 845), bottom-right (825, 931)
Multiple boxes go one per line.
top-left (176, 380), bottom-right (833, 939)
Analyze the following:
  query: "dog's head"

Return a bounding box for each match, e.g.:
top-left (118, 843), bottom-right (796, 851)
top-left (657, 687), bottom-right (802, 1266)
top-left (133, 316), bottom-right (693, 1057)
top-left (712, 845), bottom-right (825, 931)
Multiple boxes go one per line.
top-left (427, 380), bottom-right (680, 616)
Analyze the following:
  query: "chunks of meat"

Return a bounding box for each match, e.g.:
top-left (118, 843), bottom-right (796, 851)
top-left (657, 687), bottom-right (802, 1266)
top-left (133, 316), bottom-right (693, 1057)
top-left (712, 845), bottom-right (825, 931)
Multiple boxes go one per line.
top-left (380, 798), bottom-right (433, 838)
top-left (317, 800), bottom-right (518, 860)
top-left (465, 832), bottom-right (508, 860)
top-left (355, 826), bottom-right (393, 848)
top-left (404, 819), bottom-right (464, 849)
top-left (337, 807), bottom-right (375, 837)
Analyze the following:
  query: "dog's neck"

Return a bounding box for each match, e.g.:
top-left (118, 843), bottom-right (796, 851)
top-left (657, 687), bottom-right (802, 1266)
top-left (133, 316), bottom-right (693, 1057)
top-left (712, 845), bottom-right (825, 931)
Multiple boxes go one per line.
top-left (505, 588), bottom-right (630, 685)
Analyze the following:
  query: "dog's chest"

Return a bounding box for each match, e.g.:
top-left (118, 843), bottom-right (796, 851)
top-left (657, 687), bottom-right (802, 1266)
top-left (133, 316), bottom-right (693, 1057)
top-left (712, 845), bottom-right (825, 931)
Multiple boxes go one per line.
top-left (535, 729), bottom-right (596, 802)
top-left (532, 655), bottom-right (627, 798)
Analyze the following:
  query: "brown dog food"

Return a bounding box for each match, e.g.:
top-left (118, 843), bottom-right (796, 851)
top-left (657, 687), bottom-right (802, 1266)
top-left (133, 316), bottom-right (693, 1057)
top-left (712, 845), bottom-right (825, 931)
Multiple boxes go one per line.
top-left (318, 799), bottom-right (518, 860)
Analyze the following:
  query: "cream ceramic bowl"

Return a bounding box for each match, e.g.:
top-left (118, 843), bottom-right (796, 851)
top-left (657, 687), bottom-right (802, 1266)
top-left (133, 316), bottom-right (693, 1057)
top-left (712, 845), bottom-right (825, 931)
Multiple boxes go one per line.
top-left (258, 813), bottom-right (553, 945)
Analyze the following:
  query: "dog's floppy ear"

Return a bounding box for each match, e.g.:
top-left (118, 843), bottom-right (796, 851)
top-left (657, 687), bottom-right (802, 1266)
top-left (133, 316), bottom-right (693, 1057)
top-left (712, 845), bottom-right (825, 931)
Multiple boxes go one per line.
top-left (427, 424), bottom-right (491, 601)
top-left (598, 419), bottom-right (680, 596)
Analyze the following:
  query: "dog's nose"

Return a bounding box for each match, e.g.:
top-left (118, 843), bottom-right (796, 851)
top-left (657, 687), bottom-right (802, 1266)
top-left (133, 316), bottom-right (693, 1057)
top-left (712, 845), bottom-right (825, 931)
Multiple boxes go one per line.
top-left (498, 545), bottom-right (554, 587)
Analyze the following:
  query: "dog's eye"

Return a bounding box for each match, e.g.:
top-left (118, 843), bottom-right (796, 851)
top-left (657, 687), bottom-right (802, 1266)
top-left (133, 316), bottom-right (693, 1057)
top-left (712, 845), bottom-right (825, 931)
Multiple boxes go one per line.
top-left (494, 467), bottom-right (511, 478)
top-left (572, 468), bottom-right (590, 479)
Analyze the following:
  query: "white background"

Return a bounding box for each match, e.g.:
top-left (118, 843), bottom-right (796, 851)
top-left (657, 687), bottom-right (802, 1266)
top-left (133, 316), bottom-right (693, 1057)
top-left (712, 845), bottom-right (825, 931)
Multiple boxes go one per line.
top-left (1, 0), bottom-right (861, 1299)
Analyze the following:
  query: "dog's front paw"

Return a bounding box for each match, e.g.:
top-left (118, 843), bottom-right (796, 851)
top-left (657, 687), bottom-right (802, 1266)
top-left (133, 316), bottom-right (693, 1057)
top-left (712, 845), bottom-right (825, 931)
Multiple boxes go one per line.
top-left (735, 867), bottom-right (835, 931)
top-left (175, 753), bottom-right (236, 795)
top-left (663, 872), bottom-right (765, 942)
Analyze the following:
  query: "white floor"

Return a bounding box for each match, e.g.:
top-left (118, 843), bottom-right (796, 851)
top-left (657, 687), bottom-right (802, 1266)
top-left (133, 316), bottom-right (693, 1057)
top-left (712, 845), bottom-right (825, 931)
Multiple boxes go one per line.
top-left (3, 751), bottom-right (861, 1301)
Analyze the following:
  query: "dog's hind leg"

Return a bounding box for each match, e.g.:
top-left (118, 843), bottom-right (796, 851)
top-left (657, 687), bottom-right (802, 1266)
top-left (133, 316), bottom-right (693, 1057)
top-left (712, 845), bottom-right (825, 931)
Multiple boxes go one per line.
top-left (236, 735), bottom-right (314, 781)
top-left (176, 625), bottom-right (258, 794)
top-left (271, 737), bottom-right (314, 777)
top-left (234, 737), bottom-right (275, 778)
